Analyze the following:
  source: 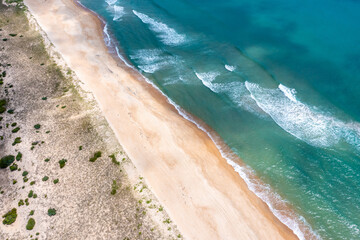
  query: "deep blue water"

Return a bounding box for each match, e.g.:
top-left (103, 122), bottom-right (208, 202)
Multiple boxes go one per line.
top-left (79, 0), bottom-right (360, 239)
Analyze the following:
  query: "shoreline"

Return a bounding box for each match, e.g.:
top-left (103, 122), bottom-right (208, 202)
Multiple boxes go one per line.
top-left (23, 0), bottom-right (300, 239)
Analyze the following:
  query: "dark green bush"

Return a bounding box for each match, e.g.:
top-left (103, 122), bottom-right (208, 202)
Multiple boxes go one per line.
top-left (0, 155), bottom-right (15, 168)
top-left (2, 208), bottom-right (17, 225)
top-left (47, 208), bottom-right (56, 216)
top-left (26, 218), bottom-right (35, 230)
top-left (89, 151), bottom-right (102, 162)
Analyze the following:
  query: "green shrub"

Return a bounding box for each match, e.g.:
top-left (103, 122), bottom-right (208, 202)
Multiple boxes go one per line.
top-left (44, 158), bottom-right (50, 162)
top-left (26, 218), bottom-right (35, 230)
top-left (89, 151), bottom-right (102, 162)
top-left (12, 127), bottom-right (20, 133)
top-left (47, 208), bottom-right (56, 216)
top-left (42, 176), bottom-right (49, 181)
top-left (59, 159), bottom-right (67, 168)
top-left (29, 210), bottom-right (34, 216)
top-left (111, 180), bottom-right (118, 195)
top-left (34, 124), bottom-right (40, 129)
top-left (22, 171), bottom-right (28, 176)
top-left (0, 99), bottom-right (6, 114)
top-left (28, 190), bottom-right (33, 198)
top-left (53, 179), bottom-right (59, 184)
top-left (9, 163), bottom-right (18, 171)
top-left (2, 208), bottom-right (17, 225)
top-left (16, 152), bottom-right (22, 161)
top-left (109, 154), bottom-right (120, 165)
top-left (12, 137), bottom-right (21, 146)
top-left (0, 155), bottom-right (15, 168)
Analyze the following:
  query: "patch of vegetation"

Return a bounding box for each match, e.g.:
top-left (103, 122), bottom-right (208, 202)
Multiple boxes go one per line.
top-left (42, 176), bottom-right (49, 181)
top-left (44, 158), bottom-right (50, 162)
top-left (34, 124), bottom-right (40, 129)
top-left (26, 218), bottom-right (35, 230)
top-left (28, 190), bottom-right (34, 198)
top-left (89, 151), bottom-right (102, 162)
top-left (30, 181), bottom-right (35, 186)
top-left (79, 146), bottom-right (82, 151)
top-left (12, 127), bottom-right (20, 133)
top-left (22, 171), bottom-right (28, 176)
top-left (42, 97), bottom-right (47, 100)
top-left (16, 152), bottom-right (22, 161)
top-left (29, 210), bottom-right (34, 216)
top-left (11, 122), bottom-right (17, 127)
top-left (111, 180), bottom-right (119, 195)
top-left (47, 208), bottom-right (56, 216)
top-left (163, 218), bottom-right (172, 224)
top-left (59, 159), bottom-right (67, 168)
top-left (9, 33), bottom-right (17, 37)
top-left (53, 179), bottom-right (59, 184)
top-left (0, 155), bottom-right (15, 168)
top-left (2, 208), bottom-right (17, 225)
top-left (18, 199), bottom-right (24, 207)
top-left (0, 99), bottom-right (7, 114)
top-left (109, 154), bottom-right (120, 165)
top-left (12, 137), bottom-right (21, 146)
top-left (9, 163), bottom-right (18, 171)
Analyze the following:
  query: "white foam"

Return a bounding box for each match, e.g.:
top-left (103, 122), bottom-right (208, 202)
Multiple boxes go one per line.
top-left (115, 47), bottom-right (136, 70)
top-left (132, 10), bottom-right (186, 46)
top-left (245, 82), bottom-right (360, 149)
top-left (113, 5), bottom-right (125, 21)
top-left (195, 71), bottom-right (220, 92)
top-left (105, 0), bottom-right (117, 5)
top-left (225, 64), bottom-right (236, 72)
top-left (130, 49), bottom-right (180, 73)
top-left (103, 24), bottom-right (111, 46)
top-left (279, 84), bottom-right (297, 102)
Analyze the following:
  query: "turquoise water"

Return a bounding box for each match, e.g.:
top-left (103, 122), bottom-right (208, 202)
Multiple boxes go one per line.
top-left (79, 0), bottom-right (360, 239)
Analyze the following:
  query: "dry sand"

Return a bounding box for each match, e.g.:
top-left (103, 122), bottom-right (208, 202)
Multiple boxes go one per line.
top-left (0, 2), bottom-right (181, 239)
top-left (23, 0), bottom-right (298, 239)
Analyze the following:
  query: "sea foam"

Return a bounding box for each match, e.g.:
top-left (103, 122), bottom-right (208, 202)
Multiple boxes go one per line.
top-left (225, 64), bottom-right (236, 72)
top-left (245, 82), bottom-right (360, 149)
top-left (279, 84), bottom-right (297, 102)
top-left (113, 6), bottom-right (125, 21)
top-left (105, 0), bottom-right (117, 5)
top-left (130, 49), bottom-right (180, 73)
top-left (132, 10), bottom-right (186, 46)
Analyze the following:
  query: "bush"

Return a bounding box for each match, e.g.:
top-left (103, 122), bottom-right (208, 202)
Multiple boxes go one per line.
top-left (111, 180), bottom-right (118, 195)
top-left (109, 154), bottom-right (120, 165)
top-left (2, 208), bottom-right (17, 225)
top-left (12, 127), bottom-right (20, 133)
top-left (12, 137), bottom-right (21, 146)
top-left (9, 163), bottom-right (18, 171)
top-left (26, 218), bottom-right (35, 230)
top-left (47, 208), bottom-right (56, 216)
top-left (42, 176), bottom-right (49, 181)
top-left (59, 159), bottom-right (67, 168)
top-left (0, 155), bottom-right (15, 168)
top-left (34, 124), bottom-right (40, 129)
top-left (16, 152), bottom-right (22, 161)
top-left (89, 151), bottom-right (102, 162)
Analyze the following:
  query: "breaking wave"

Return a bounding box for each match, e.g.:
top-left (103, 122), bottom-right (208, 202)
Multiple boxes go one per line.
top-left (132, 10), bottom-right (187, 46)
top-left (245, 82), bottom-right (360, 149)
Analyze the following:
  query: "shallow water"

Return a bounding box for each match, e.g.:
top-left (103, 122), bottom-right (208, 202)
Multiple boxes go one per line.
top-left (79, 0), bottom-right (360, 239)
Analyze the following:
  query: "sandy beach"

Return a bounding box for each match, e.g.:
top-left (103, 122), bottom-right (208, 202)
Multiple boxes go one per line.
top-left (22, 0), bottom-right (298, 239)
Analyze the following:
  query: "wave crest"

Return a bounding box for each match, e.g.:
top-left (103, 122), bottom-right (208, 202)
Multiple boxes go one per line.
top-left (132, 10), bottom-right (187, 46)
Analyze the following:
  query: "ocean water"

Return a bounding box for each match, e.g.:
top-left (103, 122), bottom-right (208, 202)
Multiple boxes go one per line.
top-left (78, 0), bottom-right (360, 239)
